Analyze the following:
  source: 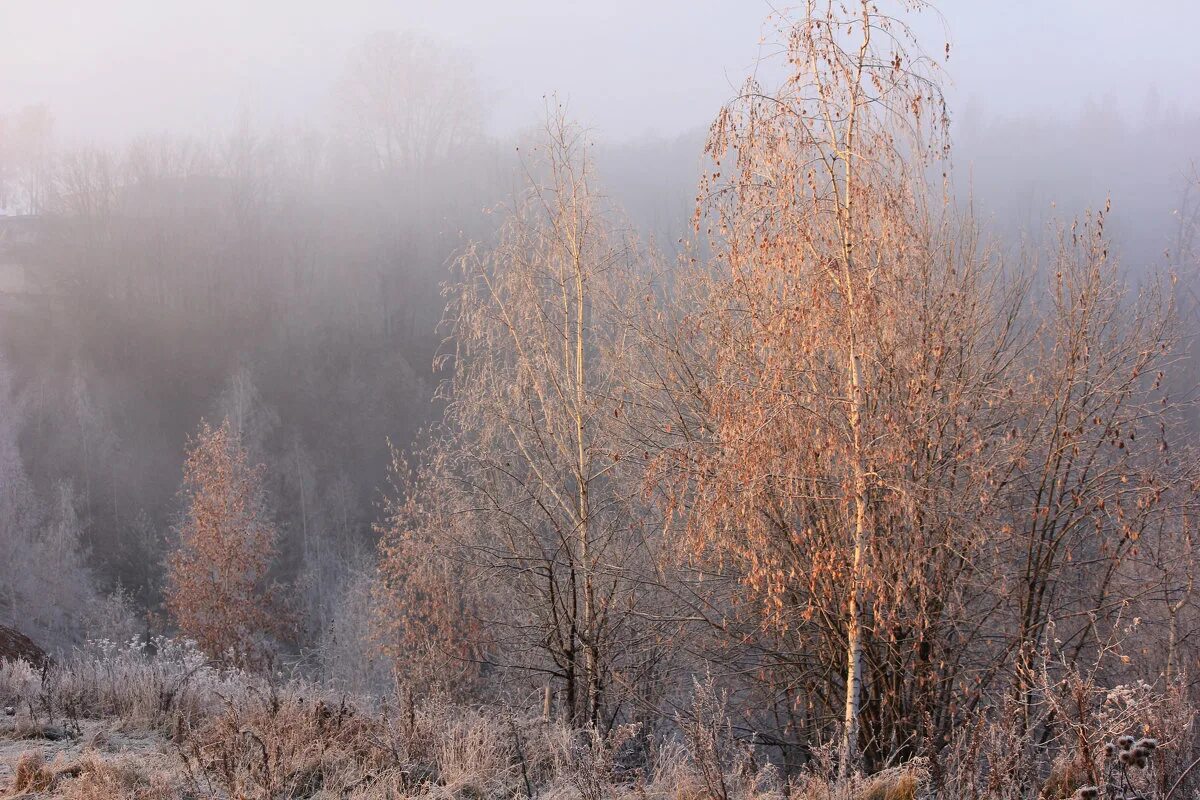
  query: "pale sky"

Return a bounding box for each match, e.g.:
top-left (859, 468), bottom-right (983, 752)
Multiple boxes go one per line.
top-left (2, 1), bottom-right (1198, 146)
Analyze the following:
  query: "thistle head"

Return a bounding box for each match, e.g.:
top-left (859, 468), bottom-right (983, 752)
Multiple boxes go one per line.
top-left (1117, 735), bottom-right (1136, 750)
top-left (1074, 787), bottom-right (1099, 800)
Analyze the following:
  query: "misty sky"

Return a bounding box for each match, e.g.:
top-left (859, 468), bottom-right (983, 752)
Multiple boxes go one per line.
top-left (3, 0), bottom-right (1199, 146)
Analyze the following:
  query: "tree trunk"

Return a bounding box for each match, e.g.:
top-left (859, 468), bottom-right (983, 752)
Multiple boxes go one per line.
top-left (573, 231), bottom-right (599, 726)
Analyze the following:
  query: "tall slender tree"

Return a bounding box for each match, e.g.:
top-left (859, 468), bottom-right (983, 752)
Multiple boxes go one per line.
top-left (698, 0), bottom-right (950, 772)
top-left (407, 108), bottom-right (677, 726)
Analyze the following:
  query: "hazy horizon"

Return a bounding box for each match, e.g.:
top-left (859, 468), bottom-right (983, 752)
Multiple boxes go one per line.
top-left (4, 0), bottom-right (1199, 148)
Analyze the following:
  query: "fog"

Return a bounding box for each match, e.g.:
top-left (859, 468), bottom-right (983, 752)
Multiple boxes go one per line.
top-left (5, 1), bottom-right (1199, 141)
top-left (5, 5), bottom-right (1200, 788)
top-left (5, 1), bottom-right (1199, 254)
top-left (1, 0), bottom-right (1198, 676)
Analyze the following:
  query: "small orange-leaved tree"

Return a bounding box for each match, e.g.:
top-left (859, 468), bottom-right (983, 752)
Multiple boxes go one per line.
top-left (165, 418), bottom-right (282, 667)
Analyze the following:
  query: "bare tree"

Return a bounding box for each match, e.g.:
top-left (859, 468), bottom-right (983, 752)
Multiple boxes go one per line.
top-left (993, 209), bottom-right (1198, 728)
top-left (398, 108), bottom-right (680, 726)
top-left (338, 32), bottom-right (483, 175)
top-left (0, 106), bottom-right (55, 214)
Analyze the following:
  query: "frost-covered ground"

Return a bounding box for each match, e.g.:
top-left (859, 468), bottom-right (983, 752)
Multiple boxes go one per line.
top-left (0, 639), bottom-right (1179, 799)
top-left (0, 639), bottom-right (824, 800)
top-left (0, 714), bottom-right (177, 797)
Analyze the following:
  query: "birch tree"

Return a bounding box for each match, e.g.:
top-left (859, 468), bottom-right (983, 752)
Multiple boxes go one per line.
top-left (668, 0), bottom-right (966, 772)
top-left (420, 109), bottom-right (676, 725)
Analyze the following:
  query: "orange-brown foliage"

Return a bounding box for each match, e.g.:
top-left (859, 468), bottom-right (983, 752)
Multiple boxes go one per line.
top-left (373, 447), bottom-right (482, 698)
top-left (164, 418), bottom-right (283, 667)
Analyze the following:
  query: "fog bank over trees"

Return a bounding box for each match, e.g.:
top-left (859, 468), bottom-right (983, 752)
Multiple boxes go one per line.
top-left (1, 2), bottom-right (1199, 795)
top-left (2, 0), bottom-right (1197, 658)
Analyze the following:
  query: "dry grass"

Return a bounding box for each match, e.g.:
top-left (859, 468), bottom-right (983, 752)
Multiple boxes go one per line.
top-left (2, 638), bottom-right (1195, 800)
top-left (9, 750), bottom-right (56, 795)
top-left (1, 717), bottom-right (63, 742)
top-left (856, 770), bottom-right (920, 800)
top-left (57, 752), bottom-right (178, 800)
top-left (1, 642), bottom-right (781, 800)
top-left (3, 749), bottom-right (178, 800)
top-left (182, 689), bottom-right (388, 798)
top-left (787, 757), bottom-right (927, 800)
top-left (1039, 755), bottom-right (1088, 800)
top-left (6, 750), bottom-right (88, 797)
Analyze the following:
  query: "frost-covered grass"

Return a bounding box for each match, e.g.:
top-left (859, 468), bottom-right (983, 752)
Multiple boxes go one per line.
top-left (0, 638), bottom-right (808, 799)
top-left (2, 639), bottom-right (1195, 800)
